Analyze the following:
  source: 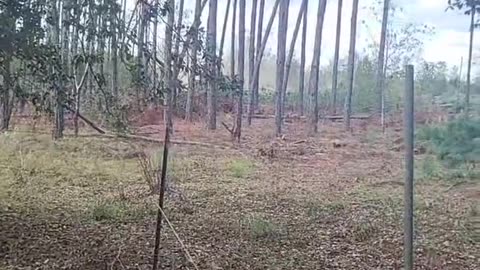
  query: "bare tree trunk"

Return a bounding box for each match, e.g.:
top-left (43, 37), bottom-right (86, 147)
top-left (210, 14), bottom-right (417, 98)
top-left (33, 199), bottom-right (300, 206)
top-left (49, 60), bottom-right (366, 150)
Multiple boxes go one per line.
top-left (331, 0), bottom-right (342, 115)
top-left (298, 0), bottom-right (307, 116)
top-left (466, 3), bottom-right (475, 115)
top-left (247, 0), bottom-right (258, 126)
top-left (308, 0), bottom-right (327, 134)
top-left (248, 0), bottom-right (281, 114)
top-left (1, 7), bottom-right (14, 131)
top-left (206, 0), bottom-right (218, 130)
top-left (218, 0), bottom-right (232, 67)
top-left (152, 0), bottom-right (159, 102)
top-left (172, 0), bottom-right (185, 110)
top-left (165, 0), bottom-right (175, 131)
top-left (274, 0), bottom-right (289, 136)
top-left (376, 0), bottom-right (389, 119)
top-left (1, 55), bottom-right (13, 131)
top-left (137, 0), bottom-right (146, 109)
top-left (344, 0), bottom-right (359, 131)
top-left (186, 0), bottom-right (202, 121)
top-left (87, 1), bottom-right (96, 99)
top-left (54, 0), bottom-right (66, 139)
top-left (253, 0), bottom-right (265, 109)
top-left (233, 0), bottom-right (245, 140)
top-left (281, 0), bottom-right (307, 113)
top-left (111, 1), bottom-right (119, 98)
top-left (230, 0), bottom-right (237, 78)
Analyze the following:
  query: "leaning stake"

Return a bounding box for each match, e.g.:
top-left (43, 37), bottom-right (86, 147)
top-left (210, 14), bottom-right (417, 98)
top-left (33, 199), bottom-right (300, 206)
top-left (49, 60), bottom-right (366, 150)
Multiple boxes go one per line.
top-left (404, 64), bottom-right (415, 270)
top-left (152, 125), bottom-right (171, 270)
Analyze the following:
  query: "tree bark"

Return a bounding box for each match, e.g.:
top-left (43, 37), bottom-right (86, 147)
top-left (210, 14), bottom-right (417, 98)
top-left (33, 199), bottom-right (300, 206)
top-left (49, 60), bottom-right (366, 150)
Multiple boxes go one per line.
top-left (298, 0), bottom-right (307, 116)
top-left (230, 0), bottom-right (237, 78)
top-left (164, 0), bottom-right (175, 131)
top-left (307, 0), bottom-right (327, 134)
top-left (186, 0), bottom-right (202, 121)
top-left (344, 0), bottom-right (359, 131)
top-left (248, 0), bottom-right (281, 114)
top-left (233, 0), bottom-right (245, 140)
top-left (331, 0), bottom-right (343, 114)
top-left (218, 0), bottom-right (232, 68)
top-left (172, 0), bottom-right (185, 110)
top-left (377, 0), bottom-right (389, 127)
top-left (466, 3), bottom-right (475, 114)
top-left (152, 0), bottom-right (159, 101)
top-left (281, 0), bottom-right (307, 113)
top-left (111, 1), bottom-right (119, 98)
top-left (247, 0), bottom-right (258, 126)
top-left (206, 0), bottom-right (218, 130)
top-left (274, 0), bottom-right (289, 136)
top-left (137, 0), bottom-right (146, 109)
top-left (253, 0), bottom-right (265, 108)
top-left (53, 0), bottom-right (64, 139)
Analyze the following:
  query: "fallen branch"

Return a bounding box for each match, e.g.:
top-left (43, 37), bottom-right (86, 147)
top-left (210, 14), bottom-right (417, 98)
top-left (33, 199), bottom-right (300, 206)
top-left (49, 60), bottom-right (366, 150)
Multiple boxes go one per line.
top-left (63, 105), bottom-right (106, 134)
top-left (221, 121), bottom-right (234, 135)
top-left (79, 132), bottom-right (232, 150)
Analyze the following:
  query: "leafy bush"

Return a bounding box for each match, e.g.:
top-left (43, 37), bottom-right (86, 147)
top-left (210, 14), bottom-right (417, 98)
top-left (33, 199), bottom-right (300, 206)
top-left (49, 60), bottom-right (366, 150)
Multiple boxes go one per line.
top-left (417, 118), bottom-right (480, 167)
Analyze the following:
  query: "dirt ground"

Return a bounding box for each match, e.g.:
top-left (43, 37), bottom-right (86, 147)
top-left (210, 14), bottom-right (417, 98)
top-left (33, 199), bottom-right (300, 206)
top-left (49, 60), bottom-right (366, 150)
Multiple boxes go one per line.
top-left (0, 116), bottom-right (479, 269)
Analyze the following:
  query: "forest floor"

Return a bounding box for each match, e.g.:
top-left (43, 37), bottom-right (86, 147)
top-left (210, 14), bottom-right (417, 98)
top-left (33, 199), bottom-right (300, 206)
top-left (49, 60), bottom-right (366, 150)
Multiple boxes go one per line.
top-left (0, 116), bottom-right (479, 269)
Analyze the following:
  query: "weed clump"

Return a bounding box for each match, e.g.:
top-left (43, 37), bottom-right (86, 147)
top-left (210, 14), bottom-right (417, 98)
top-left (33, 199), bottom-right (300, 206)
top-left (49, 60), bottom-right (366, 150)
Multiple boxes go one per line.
top-left (227, 159), bottom-right (255, 178)
top-left (243, 215), bottom-right (281, 239)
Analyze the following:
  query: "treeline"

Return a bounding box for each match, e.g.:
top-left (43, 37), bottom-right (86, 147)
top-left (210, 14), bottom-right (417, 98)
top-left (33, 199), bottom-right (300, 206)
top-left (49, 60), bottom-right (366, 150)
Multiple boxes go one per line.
top-left (0, 0), bottom-right (478, 140)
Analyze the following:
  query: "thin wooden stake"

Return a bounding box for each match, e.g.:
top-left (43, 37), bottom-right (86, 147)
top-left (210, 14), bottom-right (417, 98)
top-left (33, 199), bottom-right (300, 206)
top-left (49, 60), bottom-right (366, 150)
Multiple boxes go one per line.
top-left (152, 125), bottom-right (171, 270)
top-left (404, 64), bottom-right (415, 270)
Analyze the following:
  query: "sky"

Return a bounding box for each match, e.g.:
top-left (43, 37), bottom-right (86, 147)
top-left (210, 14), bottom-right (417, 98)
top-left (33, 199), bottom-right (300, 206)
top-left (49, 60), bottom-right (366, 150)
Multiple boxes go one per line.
top-left (130, 0), bottom-right (479, 75)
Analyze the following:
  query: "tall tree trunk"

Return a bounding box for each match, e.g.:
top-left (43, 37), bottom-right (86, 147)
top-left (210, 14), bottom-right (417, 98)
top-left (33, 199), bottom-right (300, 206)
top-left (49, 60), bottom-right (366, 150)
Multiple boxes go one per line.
top-left (253, 0), bottom-right (265, 108)
top-left (1, 7), bottom-right (14, 131)
top-left (152, 0), bottom-right (159, 102)
top-left (281, 0), bottom-right (307, 113)
top-left (233, 0), bottom-right (245, 140)
top-left (176, 0), bottom-right (209, 67)
top-left (307, 0), bottom-right (327, 134)
top-left (111, 1), bottom-right (119, 98)
top-left (377, 0), bottom-right (389, 128)
top-left (87, 1), bottom-right (97, 99)
top-left (137, 0), bottom-right (146, 109)
top-left (228, 0), bottom-right (237, 113)
top-left (344, 0), bottom-right (359, 131)
top-left (466, 3), bottom-right (475, 115)
top-left (186, 0), bottom-right (202, 121)
top-left (247, 0), bottom-right (258, 126)
top-left (54, 0), bottom-right (65, 139)
top-left (165, 0), bottom-right (175, 131)
top-left (248, 0), bottom-right (281, 113)
top-left (331, 0), bottom-right (342, 114)
top-left (298, 0), bottom-right (307, 116)
top-left (172, 0), bottom-right (185, 110)
top-left (70, 0), bottom-right (79, 76)
top-left (274, 0), bottom-right (289, 136)
top-left (206, 0), bottom-right (218, 130)
top-left (230, 0), bottom-right (237, 78)
top-left (218, 0), bottom-right (232, 68)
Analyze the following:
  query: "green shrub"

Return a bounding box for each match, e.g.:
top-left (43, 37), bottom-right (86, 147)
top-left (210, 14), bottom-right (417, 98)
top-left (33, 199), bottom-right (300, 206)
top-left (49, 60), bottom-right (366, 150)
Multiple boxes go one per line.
top-left (227, 159), bottom-right (254, 178)
top-left (417, 118), bottom-right (480, 167)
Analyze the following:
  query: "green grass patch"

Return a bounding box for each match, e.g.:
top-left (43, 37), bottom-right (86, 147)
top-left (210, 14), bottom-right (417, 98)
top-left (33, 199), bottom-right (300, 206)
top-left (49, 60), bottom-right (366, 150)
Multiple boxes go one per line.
top-left (226, 159), bottom-right (255, 178)
top-left (242, 215), bottom-right (281, 239)
top-left (90, 199), bottom-right (155, 222)
top-left (0, 132), bottom-right (150, 219)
